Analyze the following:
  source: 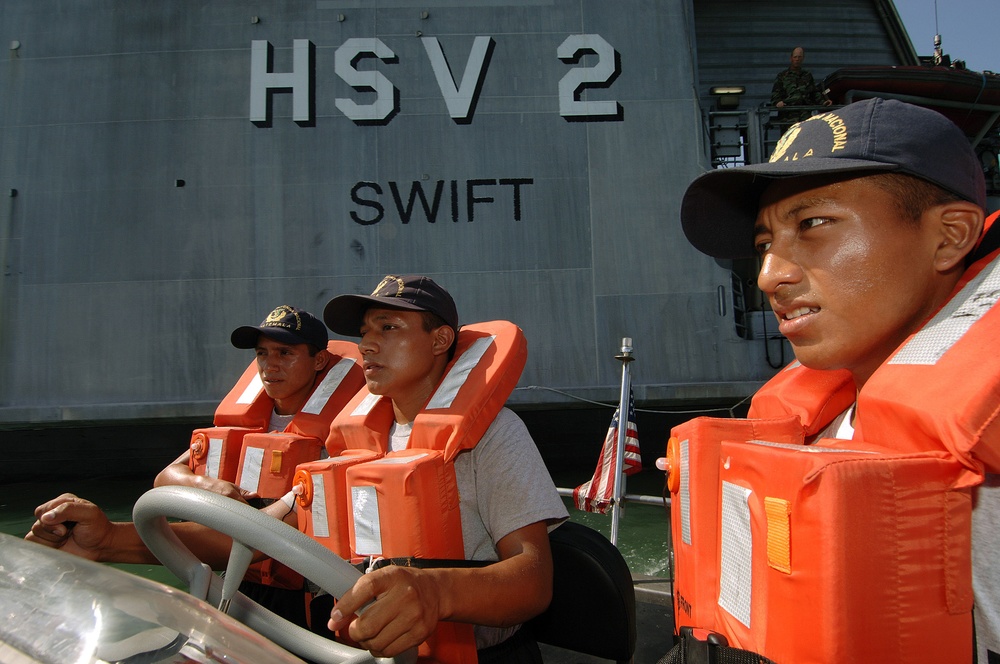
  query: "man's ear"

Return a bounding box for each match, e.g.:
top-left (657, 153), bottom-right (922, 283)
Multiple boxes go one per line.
top-left (933, 201), bottom-right (985, 272)
top-left (313, 348), bottom-right (332, 371)
top-left (431, 325), bottom-right (456, 357)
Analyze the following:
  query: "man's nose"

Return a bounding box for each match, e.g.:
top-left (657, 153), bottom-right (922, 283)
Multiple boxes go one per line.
top-left (757, 251), bottom-right (801, 294)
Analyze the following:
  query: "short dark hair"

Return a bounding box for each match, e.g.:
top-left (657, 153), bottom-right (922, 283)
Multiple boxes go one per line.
top-left (868, 172), bottom-right (963, 225)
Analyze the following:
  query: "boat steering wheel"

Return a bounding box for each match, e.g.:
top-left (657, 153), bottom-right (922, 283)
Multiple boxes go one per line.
top-left (132, 485), bottom-right (416, 664)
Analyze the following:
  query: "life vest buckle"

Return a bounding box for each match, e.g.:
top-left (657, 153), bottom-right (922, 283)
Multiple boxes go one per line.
top-left (679, 625), bottom-right (729, 647)
top-left (669, 627), bottom-right (775, 664)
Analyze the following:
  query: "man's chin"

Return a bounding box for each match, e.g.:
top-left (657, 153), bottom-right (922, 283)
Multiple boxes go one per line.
top-left (788, 344), bottom-right (833, 371)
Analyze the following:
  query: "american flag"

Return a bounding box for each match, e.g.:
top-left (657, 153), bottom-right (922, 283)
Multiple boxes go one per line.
top-left (573, 389), bottom-right (642, 514)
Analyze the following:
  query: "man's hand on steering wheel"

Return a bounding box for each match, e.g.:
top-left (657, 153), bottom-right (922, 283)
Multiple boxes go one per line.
top-left (329, 565), bottom-right (443, 658)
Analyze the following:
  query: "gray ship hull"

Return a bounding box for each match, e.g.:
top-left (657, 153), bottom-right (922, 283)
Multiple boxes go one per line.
top-left (0, 0), bottom-right (916, 428)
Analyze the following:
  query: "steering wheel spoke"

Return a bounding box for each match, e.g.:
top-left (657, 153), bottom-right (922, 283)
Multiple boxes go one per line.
top-left (220, 540), bottom-right (254, 612)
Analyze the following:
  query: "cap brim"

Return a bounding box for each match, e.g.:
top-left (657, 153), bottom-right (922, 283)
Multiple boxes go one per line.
top-left (681, 158), bottom-right (897, 259)
top-left (230, 325), bottom-right (307, 349)
top-left (323, 294), bottom-right (430, 337)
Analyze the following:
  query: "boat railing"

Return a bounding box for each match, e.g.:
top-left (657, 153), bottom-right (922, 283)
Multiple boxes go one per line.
top-left (553, 472), bottom-right (673, 582)
top-left (751, 103), bottom-right (842, 161)
top-left (705, 103), bottom-right (845, 168)
top-left (543, 336), bottom-right (753, 561)
top-left (545, 336), bottom-right (741, 577)
top-left (555, 486), bottom-right (668, 509)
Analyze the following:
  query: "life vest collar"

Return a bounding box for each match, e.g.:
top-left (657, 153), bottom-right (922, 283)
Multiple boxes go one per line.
top-left (751, 248), bottom-right (1000, 480)
top-left (213, 340), bottom-right (365, 440)
top-left (327, 321), bottom-right (527, 461)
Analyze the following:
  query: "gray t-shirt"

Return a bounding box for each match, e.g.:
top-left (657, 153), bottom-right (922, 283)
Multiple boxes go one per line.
top-left (391, 406), bottom-right (568, 648)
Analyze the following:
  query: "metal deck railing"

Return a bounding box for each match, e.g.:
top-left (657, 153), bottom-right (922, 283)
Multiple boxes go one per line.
top-left (706, 100), bottom-right (1000, 198)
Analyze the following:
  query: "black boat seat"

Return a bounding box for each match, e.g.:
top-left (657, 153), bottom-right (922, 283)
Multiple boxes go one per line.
top-left (528, 521), bottom-right (637, 663)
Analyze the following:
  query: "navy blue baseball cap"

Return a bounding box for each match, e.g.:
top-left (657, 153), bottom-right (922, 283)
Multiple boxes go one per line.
top-left (231, 305), bottom-right (328, 349)
top-left (681, 98), bottom-right (987, 259)
top-left (323, 275), bottom-right (459, 337)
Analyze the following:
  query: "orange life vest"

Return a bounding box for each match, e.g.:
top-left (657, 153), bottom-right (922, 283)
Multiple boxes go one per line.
top-left (293, 449), bottom-right (383, 558)
top-left (295, 321), bottom-right (527, 664)
top-left (326, 320), bottom-right (527, 461)
top-left (188, 339), bottom-right (365, 589)
top-left (665, 248), bottom-right (1000, 663)
top-left (189, 339), bottom-right (365, 491)
top-left (751, 244), bottom-right (1000, 478)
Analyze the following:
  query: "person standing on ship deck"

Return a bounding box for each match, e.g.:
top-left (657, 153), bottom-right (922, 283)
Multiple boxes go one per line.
top-left (770, 46), bottom-right (831, 125)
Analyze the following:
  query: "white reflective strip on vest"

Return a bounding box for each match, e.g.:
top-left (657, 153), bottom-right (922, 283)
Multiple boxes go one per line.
top-left (239, 447), bottom-right (264, 493)
top-left (680, 438), bottom-right (692, 546)
top-left (237, 373), bottom-right (264, 405)
top-left (748, 439), bottom-right (876, 455)
top-left (311, 473), bottom-right (330, 539)
top-left (302, 357), bottom-right (357, 415)
top-left (425, 335), bottom-right (496, 410)
top-left (351, 392), bottom-right (382, 417)
top-left (718, 481), bottom-right (753, 629)
top-left (891, 256), bottom-right (1000, 365)
top-left (352, 485), bottom-right (383, 556)
top-left (207, 437), bottom-right (224, 479)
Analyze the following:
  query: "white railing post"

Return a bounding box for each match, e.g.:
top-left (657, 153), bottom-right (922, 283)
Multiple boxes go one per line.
top-left (610, 337), bottom-right (634, 546)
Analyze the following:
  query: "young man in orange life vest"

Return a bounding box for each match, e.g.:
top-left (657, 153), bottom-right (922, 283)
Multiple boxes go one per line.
top-left (26, 276), bottom-right (568, 664)
top-left (154, 304), bottom-right (334, 502)
top-left (48, 305), bottom-right (347, 631)
top-left (317, 275), bottom-right (568, 663)
top-left (677, 98), bottom-right (1000, 661)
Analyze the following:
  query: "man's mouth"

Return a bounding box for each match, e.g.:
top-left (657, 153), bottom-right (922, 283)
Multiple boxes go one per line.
top-left (782, 307), bottom-right (818, 321)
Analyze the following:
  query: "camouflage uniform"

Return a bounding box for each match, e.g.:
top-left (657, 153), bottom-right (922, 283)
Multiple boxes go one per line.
top-left (770, 68), bottom-right (826, 123)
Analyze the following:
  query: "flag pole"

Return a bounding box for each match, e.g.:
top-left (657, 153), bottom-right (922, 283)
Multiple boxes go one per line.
top-left (610, 336), bottom-right (635, 546)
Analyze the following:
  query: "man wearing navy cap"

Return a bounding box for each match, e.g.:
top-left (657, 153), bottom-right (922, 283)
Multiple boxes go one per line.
top-left (321, 274), bottom-right (567, 663)
top-left (679, 98), bottom-right (999, 661)
top-left (155, 304), bottom-right (336, 631)
top-left (26, 304), bottom-right (337, 633)
top-left (154, 304), bottom-right (332, 500)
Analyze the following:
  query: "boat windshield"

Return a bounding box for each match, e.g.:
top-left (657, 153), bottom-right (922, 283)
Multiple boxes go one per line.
top-left (0, 533), bottom-right (305, 664)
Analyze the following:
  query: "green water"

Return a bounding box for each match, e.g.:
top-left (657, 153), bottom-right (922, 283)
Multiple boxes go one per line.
top-left (552, 469), bottom-right (672, 578)
top-left (0, 469), bottom-right (671, 585)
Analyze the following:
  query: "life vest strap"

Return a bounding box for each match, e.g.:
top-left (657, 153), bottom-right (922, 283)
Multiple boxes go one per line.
top-left (355, 556), bottom-right (493, 574)
top-left (658, 627), bottom-right (777, 664)
top-left (971, 210), bottom-right (1000, 263)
